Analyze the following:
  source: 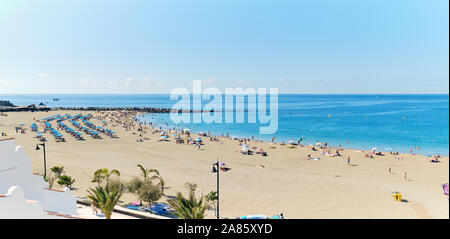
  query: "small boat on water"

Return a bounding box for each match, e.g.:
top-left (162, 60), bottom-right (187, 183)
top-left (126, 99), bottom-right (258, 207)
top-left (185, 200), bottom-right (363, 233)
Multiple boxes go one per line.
top-left (53, 98), bottom-right (60, 101)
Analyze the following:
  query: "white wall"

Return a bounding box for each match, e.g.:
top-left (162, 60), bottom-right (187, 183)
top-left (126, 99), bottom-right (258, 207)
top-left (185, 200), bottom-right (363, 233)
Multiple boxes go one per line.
top-left (0, 139), bottom-right (77, 217)
top-left (0, 186), bottom-right (59, 219)
top-left (43, 188), bottom-right (77, 215)
top-left (0, 140), bottom-right (47, 203)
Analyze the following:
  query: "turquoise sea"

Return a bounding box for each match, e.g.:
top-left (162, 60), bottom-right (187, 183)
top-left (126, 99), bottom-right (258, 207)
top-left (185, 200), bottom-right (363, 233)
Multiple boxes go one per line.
top-left (1, 94), bottom-right (448, 155)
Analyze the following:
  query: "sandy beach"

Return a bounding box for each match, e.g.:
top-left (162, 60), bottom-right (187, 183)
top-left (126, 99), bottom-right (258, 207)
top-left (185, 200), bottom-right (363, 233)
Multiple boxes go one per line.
top-left (1, 110), bottom-right (448, 219)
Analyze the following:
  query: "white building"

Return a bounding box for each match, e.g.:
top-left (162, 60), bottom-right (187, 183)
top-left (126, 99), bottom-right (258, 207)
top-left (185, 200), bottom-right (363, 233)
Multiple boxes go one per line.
top-left (0, 138), bottom-right (77, 218)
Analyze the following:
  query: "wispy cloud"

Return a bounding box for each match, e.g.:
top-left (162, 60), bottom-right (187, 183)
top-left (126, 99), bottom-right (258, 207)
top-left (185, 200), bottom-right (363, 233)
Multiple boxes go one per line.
top-left (203, 77), bottom-right (217, 84)
top-left (124, 77), bottom-right (137, 87)
top-left (80, 78), bottom-right (97, 86)
top-left (141, 77), bottom-right (156, 86)
top-left (38, 73), bottom-right (48, 78)
top-left (0, 79), bottom-right (23, 87)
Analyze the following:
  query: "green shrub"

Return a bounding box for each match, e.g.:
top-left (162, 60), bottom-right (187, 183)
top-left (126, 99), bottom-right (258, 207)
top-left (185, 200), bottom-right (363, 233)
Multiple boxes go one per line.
top-left (137, 180), bottom-right (162, 207)
top-left (50, 166), bottom-right (64, 178)
top-left (57, 175), bottom-right (75, 188)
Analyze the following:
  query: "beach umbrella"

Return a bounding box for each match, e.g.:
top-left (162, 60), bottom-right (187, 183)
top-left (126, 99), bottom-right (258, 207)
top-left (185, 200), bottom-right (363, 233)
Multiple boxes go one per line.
top-left (241, 144), bottom-right (248, 148)
top-left (316, 142), bottom-right (322, 146)
top-left (371, 147), bottom-right (377, 152)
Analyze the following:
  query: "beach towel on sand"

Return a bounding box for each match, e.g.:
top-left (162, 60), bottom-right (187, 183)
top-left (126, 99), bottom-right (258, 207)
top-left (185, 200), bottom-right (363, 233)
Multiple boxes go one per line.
top-left (443, 184), bottom-right (449, 196)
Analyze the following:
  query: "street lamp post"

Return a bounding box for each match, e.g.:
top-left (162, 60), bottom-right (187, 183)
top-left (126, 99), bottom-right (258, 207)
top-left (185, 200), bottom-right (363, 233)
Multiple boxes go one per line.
top-left (35, 143), bottom-right (47, 177)
top-left (212, 158), bottom-right (220, 219)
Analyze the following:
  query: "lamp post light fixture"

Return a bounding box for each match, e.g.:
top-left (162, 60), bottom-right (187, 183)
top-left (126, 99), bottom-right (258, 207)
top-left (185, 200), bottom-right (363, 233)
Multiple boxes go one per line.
top-left (35, 143), bottom-right (47, 177)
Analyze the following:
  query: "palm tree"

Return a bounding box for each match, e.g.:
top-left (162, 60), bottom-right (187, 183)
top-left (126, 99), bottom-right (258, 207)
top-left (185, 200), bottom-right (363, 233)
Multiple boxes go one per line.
top-left (50, 166), bottom-right (64, 178)
top-left (136, 164), bottom-right (159, 180)
top-left (150, 175), bottom-right (165, 195)
top-left (87, 183), bottom-right (123, 219)
top-left (168, 187), bottom-right (210, 219)
top-left (137, 164), bottom-right (165, 194)
top-left (91, 168), bottom-right (120, 185)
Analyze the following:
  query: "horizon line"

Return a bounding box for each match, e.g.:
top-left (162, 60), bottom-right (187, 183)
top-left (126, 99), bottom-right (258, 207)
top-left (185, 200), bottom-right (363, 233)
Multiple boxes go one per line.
top-left (1, 93), bottom-right (449, 95)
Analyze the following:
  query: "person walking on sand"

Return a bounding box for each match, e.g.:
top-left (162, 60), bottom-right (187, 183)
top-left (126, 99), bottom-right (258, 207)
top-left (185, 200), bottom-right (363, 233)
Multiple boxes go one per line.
top-left (347, 156), bottom-right (350, 165)
top-left (404, 172), bottom-right (407, 181)
top-left (389, 168), bottom-right (391, 174)
top-left (91, 203), bottom-right (98, 215)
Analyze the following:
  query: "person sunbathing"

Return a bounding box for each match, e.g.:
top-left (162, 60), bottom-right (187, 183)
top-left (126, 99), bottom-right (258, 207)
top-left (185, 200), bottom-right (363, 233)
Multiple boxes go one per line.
top-left (220, 167), bottom-right (231, 172)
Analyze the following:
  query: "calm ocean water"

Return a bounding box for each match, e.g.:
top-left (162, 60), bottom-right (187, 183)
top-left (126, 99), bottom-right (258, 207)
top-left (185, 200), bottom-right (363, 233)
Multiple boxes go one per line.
top-left (1, 94), bottom-right (448, 155)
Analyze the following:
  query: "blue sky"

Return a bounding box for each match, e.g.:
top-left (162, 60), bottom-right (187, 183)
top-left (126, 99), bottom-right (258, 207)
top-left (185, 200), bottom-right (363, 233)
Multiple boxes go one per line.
top-left (0, 0), bottom-right (448, 94)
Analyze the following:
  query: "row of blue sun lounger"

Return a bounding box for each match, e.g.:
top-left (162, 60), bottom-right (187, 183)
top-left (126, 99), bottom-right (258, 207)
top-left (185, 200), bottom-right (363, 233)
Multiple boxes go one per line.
top-left (36, 113), bottom-right (115, 141)
top-left (58, 122), bottom-right (84, 140)
top-left (44, 122), bottom-right (66, 142)
top-left (40, 114), bottom-right (60, 122)
top-left (40, 113), bottom-right (71, 122)
top-left (81, 120), bottom-right (116, 138)
top-left (67, 113), bottom-right (82, 121)
top-left (70, 120), bottom-right (101, 138)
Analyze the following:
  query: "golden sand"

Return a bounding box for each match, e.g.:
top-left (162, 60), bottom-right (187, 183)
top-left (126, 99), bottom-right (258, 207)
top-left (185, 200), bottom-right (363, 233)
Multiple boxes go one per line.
top-left (1, 110), bottom-right (448, 219)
